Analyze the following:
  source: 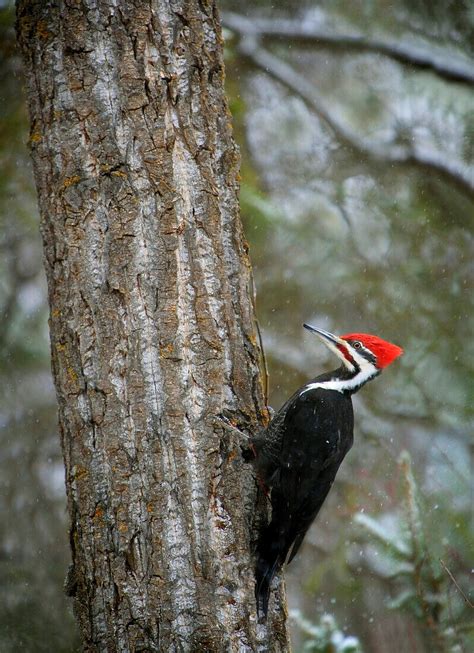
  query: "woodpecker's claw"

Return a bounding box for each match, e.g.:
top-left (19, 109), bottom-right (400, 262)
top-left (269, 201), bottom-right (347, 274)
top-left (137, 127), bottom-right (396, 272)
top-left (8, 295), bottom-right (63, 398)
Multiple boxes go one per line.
top-left (212, 415), bottom-right (249, 439)
top-left (241, 442), bottom-right (256, 463)
top-left (211, 416), bottom-right (256, 464)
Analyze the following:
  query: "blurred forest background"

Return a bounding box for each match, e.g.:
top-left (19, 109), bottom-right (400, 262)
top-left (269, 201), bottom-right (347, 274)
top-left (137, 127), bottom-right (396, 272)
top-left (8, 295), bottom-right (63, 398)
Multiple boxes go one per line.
top-left (1, 1), bottom-right (472, 651)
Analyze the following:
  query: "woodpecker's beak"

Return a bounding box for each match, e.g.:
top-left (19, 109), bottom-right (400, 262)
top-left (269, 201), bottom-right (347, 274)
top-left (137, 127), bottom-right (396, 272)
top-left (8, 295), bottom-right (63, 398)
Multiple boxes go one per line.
top-left (303, 323), bottom-right (354, 370)
top-left (303, 324), bottom-right (344, 347)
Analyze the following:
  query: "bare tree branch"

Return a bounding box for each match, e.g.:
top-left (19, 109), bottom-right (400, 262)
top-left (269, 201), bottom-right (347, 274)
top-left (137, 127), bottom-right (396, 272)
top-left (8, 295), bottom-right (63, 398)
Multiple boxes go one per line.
top-left (224, 14), bottom-right (474, 196)
top-left (440, 559), bottom-right (474, 609)
top-left (223, 11), bottom-right (474, 86)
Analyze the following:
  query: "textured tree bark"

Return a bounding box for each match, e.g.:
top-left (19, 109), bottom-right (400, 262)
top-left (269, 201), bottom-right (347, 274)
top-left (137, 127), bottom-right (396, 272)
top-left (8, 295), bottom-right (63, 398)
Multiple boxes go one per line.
top-left (16, 1), bottom-right (290, 651)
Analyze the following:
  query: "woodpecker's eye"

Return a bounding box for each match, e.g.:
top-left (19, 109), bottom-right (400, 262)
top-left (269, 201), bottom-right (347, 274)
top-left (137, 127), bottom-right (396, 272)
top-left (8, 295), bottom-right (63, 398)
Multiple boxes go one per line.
top-left (353, 341), bottom-right (362, 349)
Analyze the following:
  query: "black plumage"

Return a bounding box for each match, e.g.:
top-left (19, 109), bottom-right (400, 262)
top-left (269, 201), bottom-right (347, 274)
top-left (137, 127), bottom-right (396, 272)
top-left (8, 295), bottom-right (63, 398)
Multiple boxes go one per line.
top-left (252, 369), bottom-right (355, 617)
top-left (249, 323), bottom-right (403, 618)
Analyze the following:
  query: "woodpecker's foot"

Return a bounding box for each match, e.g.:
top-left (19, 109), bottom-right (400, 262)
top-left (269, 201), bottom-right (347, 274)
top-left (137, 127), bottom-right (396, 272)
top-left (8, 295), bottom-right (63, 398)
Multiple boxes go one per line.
top-left (241, 441), bottom-right (257, 463)
top-left (212, 415), bottom-right (249, 440)
top-left (257, 473), bottom-right (270, 498)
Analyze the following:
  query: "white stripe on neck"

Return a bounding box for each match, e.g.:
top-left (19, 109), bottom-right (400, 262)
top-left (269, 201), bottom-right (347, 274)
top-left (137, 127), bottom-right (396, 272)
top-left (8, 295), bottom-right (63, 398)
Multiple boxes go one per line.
top-left (300, 357), bottom-right (378, 395)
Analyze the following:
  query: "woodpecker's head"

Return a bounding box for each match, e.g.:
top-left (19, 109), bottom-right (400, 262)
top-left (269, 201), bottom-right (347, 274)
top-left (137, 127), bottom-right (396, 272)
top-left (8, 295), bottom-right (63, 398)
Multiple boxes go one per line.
top-left (303, 323), bottom-right (403, 388)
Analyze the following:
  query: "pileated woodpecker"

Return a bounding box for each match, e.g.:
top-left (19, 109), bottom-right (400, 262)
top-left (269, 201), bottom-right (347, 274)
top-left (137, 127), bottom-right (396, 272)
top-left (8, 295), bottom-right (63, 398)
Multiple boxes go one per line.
top-left (252, 323), bottom-right (403, 617)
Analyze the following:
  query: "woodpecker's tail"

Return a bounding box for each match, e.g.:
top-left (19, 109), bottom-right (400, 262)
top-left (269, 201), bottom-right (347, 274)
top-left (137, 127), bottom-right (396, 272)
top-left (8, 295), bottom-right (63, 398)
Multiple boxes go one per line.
top-left (255, 519), bottom-right (294, 618)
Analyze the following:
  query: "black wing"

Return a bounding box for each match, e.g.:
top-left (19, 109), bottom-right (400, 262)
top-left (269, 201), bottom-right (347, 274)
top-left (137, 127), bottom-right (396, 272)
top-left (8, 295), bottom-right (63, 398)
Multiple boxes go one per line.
top-left (255, 388), bottom-right (353, 616)
top-left (274, 388), bottom-right (353, 513)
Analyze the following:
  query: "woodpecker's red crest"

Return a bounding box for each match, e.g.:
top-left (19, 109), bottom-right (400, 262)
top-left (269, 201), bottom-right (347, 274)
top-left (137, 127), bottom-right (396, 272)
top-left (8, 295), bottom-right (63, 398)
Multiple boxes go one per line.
top-left (303, 324), bottom-right (403, 386)
top-left (340, 333), bottom-right (403, 369)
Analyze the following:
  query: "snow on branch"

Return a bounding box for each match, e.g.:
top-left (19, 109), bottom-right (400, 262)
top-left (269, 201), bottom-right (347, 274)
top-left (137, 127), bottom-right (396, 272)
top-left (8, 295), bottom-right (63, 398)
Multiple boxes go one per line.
top-left (222, 11), bottom-right (474, 86)
top-left (223, 12), bottom-right (474, 197)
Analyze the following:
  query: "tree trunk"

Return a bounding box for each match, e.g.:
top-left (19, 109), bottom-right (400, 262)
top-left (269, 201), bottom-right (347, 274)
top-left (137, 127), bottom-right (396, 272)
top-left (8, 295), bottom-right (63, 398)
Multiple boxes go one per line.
top-left (16, 1), bottom-right (290, 651)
